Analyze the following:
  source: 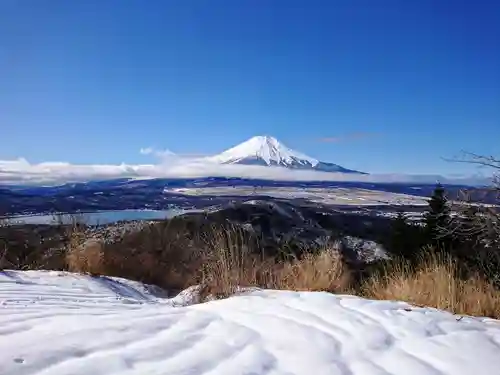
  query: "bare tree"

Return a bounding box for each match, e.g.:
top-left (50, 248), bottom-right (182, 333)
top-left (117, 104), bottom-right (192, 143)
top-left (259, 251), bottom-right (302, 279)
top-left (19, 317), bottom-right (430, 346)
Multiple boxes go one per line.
top-left (441, 152), bottom-right (500, 282)
top-left (445, 152), bottom-right (499, 241)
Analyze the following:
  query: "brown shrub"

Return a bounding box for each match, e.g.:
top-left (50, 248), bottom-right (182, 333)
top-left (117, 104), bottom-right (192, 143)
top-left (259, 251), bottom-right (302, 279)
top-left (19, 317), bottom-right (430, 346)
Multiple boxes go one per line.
top-left (96, 220), bottom-right (203, 291)
top-left (273, 245), bottom-right (352, 293)
top-left (0, 242), bottom-right (8, 270)
top-left (197, 224), bottom-right (270, 298)
top-left (53, 217), bottom-right (500, 319)
top-left (66, 240), bottom-right (105, 275)
top-left (199, 229), bottom-right (352, 299)
top-left (362, 253), bottom-right (500, 319)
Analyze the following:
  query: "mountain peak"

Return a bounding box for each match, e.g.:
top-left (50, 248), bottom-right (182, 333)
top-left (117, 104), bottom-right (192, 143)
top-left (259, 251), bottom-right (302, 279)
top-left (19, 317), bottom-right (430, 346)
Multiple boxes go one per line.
top-left (206, 135), bottom-right (365, 174)
top-left (250, 135), bottom-right (280, 146)
top-left (208, 135), bottom-right (319, 167)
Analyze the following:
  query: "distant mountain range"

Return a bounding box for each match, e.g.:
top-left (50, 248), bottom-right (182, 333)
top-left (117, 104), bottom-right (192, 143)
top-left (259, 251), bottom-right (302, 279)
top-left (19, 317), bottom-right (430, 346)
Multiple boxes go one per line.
top-left (0, 135), bottom-right (490, 188)
top-left (205, 135), bottom-right (366, 174)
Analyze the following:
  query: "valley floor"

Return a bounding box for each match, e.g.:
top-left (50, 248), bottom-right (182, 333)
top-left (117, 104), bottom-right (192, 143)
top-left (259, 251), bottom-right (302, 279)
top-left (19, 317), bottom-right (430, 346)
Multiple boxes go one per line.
top-left (166, 186), bottom-right (429, 206)
top-left (1, 271), bottom-right (500, 375)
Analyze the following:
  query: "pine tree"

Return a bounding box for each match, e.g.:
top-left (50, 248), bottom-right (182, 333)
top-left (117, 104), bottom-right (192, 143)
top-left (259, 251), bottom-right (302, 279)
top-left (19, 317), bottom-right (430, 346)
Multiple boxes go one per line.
top-left (390, 211), bottom-right (410, 256)
top-left (460, 206), bottom-right (480, 246)
top-left (424, 183), bottom-right (451, 249)
top-left (390, 211), bottom-right (425, 261)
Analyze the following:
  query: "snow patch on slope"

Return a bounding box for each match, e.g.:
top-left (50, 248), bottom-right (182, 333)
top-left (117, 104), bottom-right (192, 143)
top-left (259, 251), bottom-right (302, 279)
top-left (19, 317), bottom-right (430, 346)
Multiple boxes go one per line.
top-left (1, 270), bottom-right (500, 375)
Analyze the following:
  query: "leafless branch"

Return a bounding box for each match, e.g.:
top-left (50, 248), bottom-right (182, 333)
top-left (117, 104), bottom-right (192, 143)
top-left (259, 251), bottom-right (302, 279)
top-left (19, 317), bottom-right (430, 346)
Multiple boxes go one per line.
top-left (444, 151), bottom-right (500, 171)
top-left (437, 152), bottom-right (500, 246)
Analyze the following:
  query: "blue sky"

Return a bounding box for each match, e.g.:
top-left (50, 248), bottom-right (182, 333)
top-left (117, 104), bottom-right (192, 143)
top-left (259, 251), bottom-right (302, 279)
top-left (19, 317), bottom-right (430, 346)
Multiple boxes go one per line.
top-left (1, 0), bottom-right (499, 175)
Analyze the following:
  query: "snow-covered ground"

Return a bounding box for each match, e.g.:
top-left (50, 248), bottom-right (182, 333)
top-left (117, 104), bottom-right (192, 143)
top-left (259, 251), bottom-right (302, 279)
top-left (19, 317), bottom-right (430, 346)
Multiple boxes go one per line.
top-left (205, 135), bottom-right (321, 167)
top-left (2, 271), bottom-right (500, 375)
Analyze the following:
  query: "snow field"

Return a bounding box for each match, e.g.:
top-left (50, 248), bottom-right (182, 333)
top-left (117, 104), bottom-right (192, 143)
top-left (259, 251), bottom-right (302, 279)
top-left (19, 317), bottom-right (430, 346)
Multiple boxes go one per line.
top-left (1, 270), bottom-right (500, 375)
top-left (206, 135), bottom-right (320, 167)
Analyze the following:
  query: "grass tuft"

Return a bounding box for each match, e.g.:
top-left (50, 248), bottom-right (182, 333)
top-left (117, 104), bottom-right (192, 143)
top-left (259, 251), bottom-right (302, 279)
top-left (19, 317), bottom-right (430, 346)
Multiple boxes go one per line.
top-left (361, 252), bottom-right (500, 318)
top-left (273, 245), bottom-right (351, 293)
top-left (66, 240), bottom-right (105, 275)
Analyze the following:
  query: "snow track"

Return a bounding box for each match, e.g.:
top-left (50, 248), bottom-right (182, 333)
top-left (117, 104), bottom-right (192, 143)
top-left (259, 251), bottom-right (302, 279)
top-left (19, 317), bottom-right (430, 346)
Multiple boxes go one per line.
top-left (1, 271), bottom-right (500, 375)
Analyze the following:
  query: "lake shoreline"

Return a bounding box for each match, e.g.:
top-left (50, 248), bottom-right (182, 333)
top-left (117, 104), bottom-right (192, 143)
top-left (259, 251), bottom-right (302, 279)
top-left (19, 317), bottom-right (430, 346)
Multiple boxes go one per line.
top-left (1, 208), bottom-right (194, 226)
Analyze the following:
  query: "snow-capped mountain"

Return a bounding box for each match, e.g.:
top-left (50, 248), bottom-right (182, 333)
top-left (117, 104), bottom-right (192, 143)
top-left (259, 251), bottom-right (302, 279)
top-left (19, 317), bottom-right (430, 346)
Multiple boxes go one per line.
top-left (207, 135), bottom-right (365, 174)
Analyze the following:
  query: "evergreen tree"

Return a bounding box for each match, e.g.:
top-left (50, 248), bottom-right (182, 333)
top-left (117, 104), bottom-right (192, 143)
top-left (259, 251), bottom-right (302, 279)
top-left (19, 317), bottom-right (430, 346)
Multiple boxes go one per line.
top-left (424, 183), bottom-right (451, 249)
top-left (389, 211), bottom-right (425, 261)
top-left (460, 206), bottom-right (480, 246)
top-left (390, 211), bottom-right (410, 256)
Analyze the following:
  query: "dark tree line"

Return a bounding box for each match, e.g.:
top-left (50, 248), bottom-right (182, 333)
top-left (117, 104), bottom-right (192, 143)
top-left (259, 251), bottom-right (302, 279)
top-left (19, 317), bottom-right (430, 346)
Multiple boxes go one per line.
top-left (387, 183), bottom-right (452, 262)
top-left (386, 178), bottom-right (500, 285)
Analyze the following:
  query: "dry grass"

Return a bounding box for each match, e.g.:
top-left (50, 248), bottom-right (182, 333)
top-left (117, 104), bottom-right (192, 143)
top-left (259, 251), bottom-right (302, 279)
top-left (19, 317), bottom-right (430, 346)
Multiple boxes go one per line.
top-left (66, 240), bottom-right (105, 275)
top-left (92, 220), bottom-right (203, 290)
top-left (362, 253), bottom-right (500, 319)
top-left (57, 218), bottom-right (500, 319)
top-left (199, 226), bottom-right (352, 299)
top-left (64, 218), bottom-right (105, 275)
top-left (0, 242), bottom-right (8, 270)
top-left (198, 225), bottom-right (269, 298)
top-left (273, 245), bottom-right (352, 293)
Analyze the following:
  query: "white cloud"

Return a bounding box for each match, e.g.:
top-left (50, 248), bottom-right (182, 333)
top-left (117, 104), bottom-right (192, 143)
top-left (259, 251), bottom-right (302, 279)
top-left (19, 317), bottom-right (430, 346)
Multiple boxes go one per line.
top-left (0, 154), bottom-right (492, 186)
top-left (139, 147), bottom-right (154, 155)
top-left (139, 147), bottom-right (177, 160)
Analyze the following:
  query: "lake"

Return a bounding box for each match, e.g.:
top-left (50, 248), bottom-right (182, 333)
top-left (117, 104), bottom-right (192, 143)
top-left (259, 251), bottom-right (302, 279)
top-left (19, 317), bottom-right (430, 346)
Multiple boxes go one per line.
top-left (2, 209), bottom-right (196, 226)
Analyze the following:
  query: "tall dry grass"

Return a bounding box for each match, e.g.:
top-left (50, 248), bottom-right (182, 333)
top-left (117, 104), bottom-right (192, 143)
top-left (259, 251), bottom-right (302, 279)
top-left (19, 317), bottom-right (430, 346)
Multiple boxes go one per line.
top-left (0, 241), bottom-right (8, 270)
top-left (197, 224), bottom-right (269, 298)
top-left (198, 225), bottom-right (352, 298)
top-left (64, 215), bottom-right (106, 275)
top-left (273, 245), bottom-right (351, 293)
top-left (361, 252), bottom-right (500, 319)
top-left (66, 240), bottom-right (105, 275)
top-left (65, 218), bottom-right (200, 287)
top-left (58, 217), bottom-right (500, 319)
